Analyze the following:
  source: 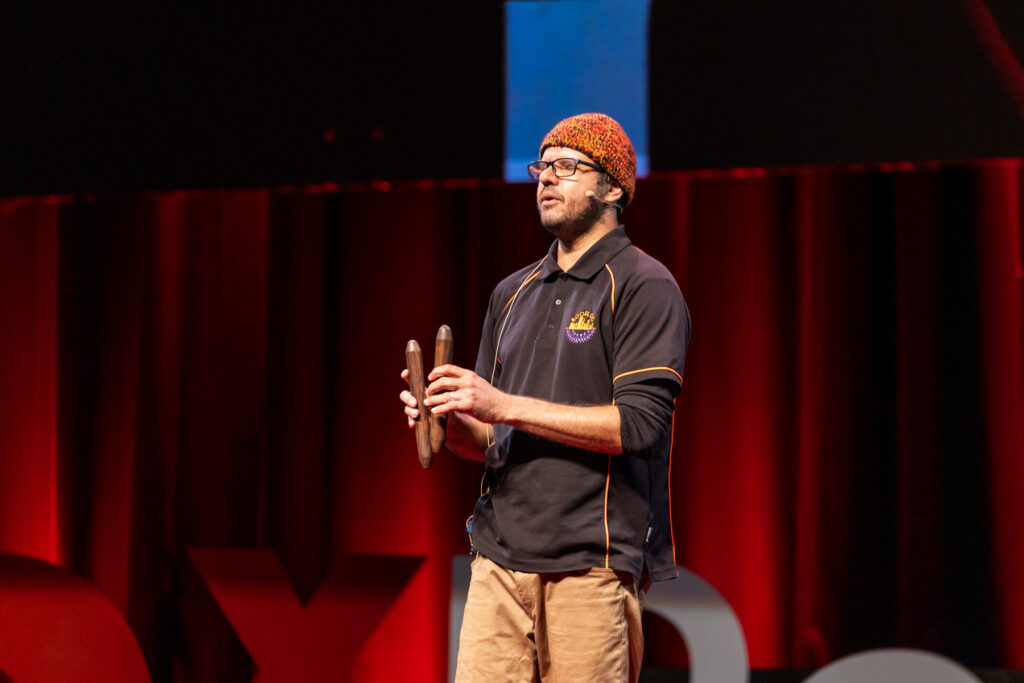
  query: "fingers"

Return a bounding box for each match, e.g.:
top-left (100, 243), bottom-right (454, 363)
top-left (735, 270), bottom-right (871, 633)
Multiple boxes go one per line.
top-left (423, 386), bottom-right (458, 407)
top-left (416, 365), bottom-right (481, 417)
top-left (401, 365), bottom-right (455, 428)
top-left (399, 388), bottom-right (419, 427)
top-left (425, 365), bottom-right (476, 400)
top-left (425, 392), bottom-right (457, 415)
top-left (424, 387), bottom-right (468, 415)
top-left (400, 368), bottom-right (412, 423)
top-left (401, 364), bottom-right (463, 420)
top-left (427, 364), bottom-right (465, 382)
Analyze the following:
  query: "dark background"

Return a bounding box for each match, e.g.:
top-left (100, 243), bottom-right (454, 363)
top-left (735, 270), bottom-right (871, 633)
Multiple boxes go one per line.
top-left (5, 0), bottom-right (1024, 196)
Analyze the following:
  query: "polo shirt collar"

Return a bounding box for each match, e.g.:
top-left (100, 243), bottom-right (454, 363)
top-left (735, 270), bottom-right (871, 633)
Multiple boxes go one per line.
top-left (540, 225), bottom-right (633, 281)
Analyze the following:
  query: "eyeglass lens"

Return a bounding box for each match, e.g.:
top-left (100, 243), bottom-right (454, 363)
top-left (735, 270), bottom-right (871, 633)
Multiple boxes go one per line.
top-left (528, 158), bottom-right (580, 179)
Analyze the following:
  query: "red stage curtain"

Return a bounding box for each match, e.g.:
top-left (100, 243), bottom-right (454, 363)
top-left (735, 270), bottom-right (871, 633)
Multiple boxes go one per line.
top-left (0, 162), bottom-right (1021, 679)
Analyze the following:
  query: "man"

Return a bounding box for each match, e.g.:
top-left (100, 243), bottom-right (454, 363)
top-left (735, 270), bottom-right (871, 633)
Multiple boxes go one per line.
top-left (400, 113), bottom-right (690, 682)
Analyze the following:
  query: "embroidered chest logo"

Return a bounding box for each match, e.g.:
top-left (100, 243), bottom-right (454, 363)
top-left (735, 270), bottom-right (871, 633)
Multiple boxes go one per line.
top-left (565, 310), bottom-right (597, 343)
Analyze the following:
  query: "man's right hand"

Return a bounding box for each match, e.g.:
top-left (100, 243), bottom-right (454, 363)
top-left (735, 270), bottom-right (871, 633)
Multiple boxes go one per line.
top-left (399, 368), bottom-right (421, 429)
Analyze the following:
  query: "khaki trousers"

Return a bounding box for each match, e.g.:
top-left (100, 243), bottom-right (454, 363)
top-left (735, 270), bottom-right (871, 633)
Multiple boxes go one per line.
top-left (455, 555), bottom-right (644, 683)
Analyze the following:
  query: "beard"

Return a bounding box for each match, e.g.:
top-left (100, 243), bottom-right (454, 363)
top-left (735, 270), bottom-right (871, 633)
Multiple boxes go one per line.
top-left (537, 192), bottom-right (607, 241)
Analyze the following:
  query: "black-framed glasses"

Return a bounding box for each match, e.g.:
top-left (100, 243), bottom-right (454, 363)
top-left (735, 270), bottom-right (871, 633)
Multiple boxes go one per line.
top-left (527, 158), bottom-right (603, 180)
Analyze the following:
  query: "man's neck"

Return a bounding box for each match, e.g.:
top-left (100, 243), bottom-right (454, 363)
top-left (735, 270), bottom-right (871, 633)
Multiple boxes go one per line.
top-left (556, 213), bottom-right (618, 272)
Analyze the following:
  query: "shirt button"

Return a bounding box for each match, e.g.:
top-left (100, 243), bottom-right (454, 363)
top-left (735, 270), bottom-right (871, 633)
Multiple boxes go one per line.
top-left (547, 322), bottom-right (554, 329)
top-left (555, 298), bottom-right (562, 306)
top-left (559, 273), bottom-right (568, 280)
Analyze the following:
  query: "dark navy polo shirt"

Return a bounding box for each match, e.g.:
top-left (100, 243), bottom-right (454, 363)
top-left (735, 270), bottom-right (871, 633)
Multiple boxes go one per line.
top-left (470, 225), bottom-right (691, 582)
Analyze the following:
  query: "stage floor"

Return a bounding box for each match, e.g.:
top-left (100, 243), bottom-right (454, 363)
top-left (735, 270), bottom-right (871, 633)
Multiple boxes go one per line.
top-left (639, 668), bottom-right (1024, 682)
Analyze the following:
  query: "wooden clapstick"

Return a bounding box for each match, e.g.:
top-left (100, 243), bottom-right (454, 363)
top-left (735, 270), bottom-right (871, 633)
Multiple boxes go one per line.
top-left (405, 340), bottom-right (433, 468)
top-left (430, 325), bottom-right (454, 453)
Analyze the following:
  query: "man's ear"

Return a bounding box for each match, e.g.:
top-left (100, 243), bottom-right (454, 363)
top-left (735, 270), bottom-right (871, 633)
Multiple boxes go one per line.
top-left (604, 179), bottom-right (624, 204)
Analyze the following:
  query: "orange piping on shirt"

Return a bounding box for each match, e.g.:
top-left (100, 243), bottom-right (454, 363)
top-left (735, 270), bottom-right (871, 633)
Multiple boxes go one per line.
top-left (613, 367), bottom-right (684, 384)
top-left (604, 263), bottom-right (616, 315)
top-left (603, 452), bottom-right (612, 568)
top-left (500, 270), bottom-right (542, 316)
top-left (602, 395), bottom-right (619, 568)
top-left (668, 400), bottom-right (678, 568)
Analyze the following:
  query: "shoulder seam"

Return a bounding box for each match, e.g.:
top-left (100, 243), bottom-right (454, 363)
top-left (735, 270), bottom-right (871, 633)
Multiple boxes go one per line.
top-left (499, 256), bottom-right (546, 315)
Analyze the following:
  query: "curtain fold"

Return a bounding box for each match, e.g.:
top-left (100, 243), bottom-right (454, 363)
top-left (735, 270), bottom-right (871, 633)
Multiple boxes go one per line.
top-left (0, 162), bottom-right (1021, 678)
top-left (974, 163), bottom-right (1024, 663)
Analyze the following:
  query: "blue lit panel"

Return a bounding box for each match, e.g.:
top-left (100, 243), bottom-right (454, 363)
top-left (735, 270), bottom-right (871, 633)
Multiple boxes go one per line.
top-left (504, 0), bottom-right (651, 183)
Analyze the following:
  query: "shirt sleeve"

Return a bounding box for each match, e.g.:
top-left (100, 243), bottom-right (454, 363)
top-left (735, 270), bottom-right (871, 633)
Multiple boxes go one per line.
top-left (474, 287), bottom-right (501, 381)
top-left (617, 379), bottom-right (678, 459)
top-left (611, 270), bottom-right (691, 394)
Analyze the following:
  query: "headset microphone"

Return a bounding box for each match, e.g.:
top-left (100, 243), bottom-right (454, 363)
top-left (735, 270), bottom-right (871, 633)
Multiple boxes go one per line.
top-left (585, 190), bottom-right (617, 206)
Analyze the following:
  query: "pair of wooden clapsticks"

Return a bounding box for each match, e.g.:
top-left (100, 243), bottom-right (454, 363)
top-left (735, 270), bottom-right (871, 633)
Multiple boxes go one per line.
top-left (405, 325), bottom-right (453, 469)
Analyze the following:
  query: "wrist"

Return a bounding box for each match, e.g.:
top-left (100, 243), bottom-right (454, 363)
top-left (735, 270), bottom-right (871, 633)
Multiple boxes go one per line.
top-left (501, 394), bottom-right (533, 428)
